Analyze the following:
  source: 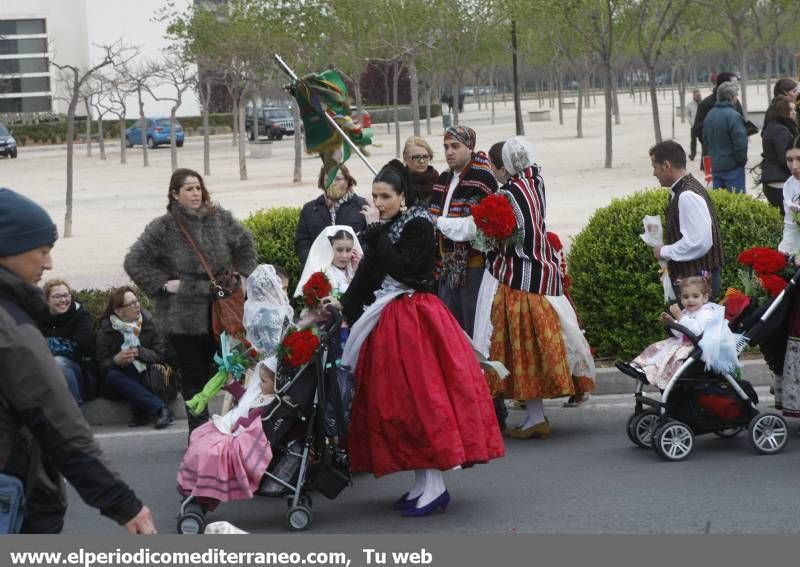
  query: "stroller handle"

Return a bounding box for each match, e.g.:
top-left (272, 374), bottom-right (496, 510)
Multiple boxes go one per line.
top-left (664, 321), bottom-right (701, 348)
top-left (319, 304), bottom-right (343, 338)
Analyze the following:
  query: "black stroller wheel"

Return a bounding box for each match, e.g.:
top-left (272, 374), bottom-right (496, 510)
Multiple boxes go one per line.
top-left (287, 505), bottom-right (312, 531)
top-left (748, 412), bottom-right (788, 454)
top-left (626, 410), bottom-right (659, 448)
top-left (653, 421), bottom-right (694, 461)
top-left (177, 511), bottom-right (206, 534)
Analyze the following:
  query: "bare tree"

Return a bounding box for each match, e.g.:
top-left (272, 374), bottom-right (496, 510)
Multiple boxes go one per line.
top-left (98, 71), bottom-right (134, 165)
top-left (121, 61), bottom-right (159, 167)
top-left (51, 42), bottom-right (129, 237)
top-left (145, 53), bottom-right (196, 171)
top-left (87, 77), bottom-right (113, 161)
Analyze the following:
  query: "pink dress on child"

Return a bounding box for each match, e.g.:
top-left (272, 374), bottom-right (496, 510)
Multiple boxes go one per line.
top-left (177, 381), bottom-right (273, 502)
top-left (632, 303), bottom-right (716, 389)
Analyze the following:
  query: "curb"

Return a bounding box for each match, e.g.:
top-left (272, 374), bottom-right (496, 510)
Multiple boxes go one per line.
top-left (83, 358), bottom-right (774, 427)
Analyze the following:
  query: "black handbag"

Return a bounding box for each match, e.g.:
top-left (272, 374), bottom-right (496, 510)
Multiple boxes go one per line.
top-left (143, 363), bottom-right (178, 402)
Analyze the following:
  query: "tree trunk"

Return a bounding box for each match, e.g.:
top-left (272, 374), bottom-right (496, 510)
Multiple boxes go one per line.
top-left (408, 56), bottom-right (420, 137)
top-left (64, 91), bottom-right (78, 238)
top-left (490, 67), bottom-right (496, 126)
top-left (612, 72), bottom-right (621, 125)
top-left (765, 50), bottom-right (773, 106)
top-left (392, 61), bottom-right (401, 158)
top-left (119, 116), bottom-right (126, 164)
top-left (511, 19), bottom-right (524, 136)
top-left (678, 66), bottom-right (687, 123)
top-left (293, 103), bottom-right (302, 183)
top-left (237, 98), bottom-right (247, 180)
top-left (202, 86), bottom-right (211, 176)
top-left (384, 71), bottom-right (391, 134)
top-left (736, 30), bottom-right (748, 119)
top-left (576, 76), bottom-right (584, 139)
top-left (557, 70), bottom-right (564, 126)
top-left (170, 108), bottom-right (178, 172)
top-left (452, 78), bottom-right (460, 126)
top-left (97, 115), bottom-right (106, 160)
top-left (138, 88), bottom-right (148, 167)
top-left (647, 66), bottom-right (662, 143)
top-left (604, 65), bottom-right (613, 169)
top-left (425, 81), bottom-right (432, 135)
top-left (84, 97), bottom-right (92, 157)
top-left (232, 98), bottom-right (239, 146)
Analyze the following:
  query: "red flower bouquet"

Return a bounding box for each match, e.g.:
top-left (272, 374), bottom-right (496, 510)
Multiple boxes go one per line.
top-left (279, 328), bottom-right (321, 368)
top-left (758, 274), bottom-right (787, 297)
top-left (302, 271), bottom-right (332, 307)
top-left (737, 247), bottom-right (787, 274)
top-left (472, 194), bottom-right (517, 240)
top-left (471, 193), bottom-right (521, 251)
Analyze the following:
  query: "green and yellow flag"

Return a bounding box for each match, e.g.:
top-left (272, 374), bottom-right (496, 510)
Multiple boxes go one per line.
top-left (289, 69), bottom-right (373, 188)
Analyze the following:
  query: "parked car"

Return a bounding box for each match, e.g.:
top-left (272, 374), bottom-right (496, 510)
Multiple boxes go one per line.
top-left (350, 106), bottom-right (372, 129)
top-left (245, 107), bottom-right (295, 141)
top-left (125, 118), bottom-right (185, 149)
top-left (0, 123), bottom-right (18, 158)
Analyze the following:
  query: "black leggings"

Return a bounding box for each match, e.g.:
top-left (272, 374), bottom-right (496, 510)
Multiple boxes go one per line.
top-left (169, 333), bottom-right (217, 431)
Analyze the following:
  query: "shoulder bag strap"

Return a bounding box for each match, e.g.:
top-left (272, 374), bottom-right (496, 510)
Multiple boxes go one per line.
top-left (173, 216), bottom-right (216, 282)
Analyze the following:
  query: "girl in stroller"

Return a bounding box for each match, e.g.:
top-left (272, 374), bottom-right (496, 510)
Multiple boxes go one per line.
top-left (627, 277), bottom-right (737, 389)
top-left (176, 264), bottom-right (293, 508)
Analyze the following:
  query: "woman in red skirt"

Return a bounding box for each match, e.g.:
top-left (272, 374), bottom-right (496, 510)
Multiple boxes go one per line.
top-left (325, 159), bottom-right (504, 517)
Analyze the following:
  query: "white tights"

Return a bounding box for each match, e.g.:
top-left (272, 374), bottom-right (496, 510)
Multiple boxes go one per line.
top-left (520, 398), bottom-right (545, 429)
top-left (408, 469), bottom-right (446, 507)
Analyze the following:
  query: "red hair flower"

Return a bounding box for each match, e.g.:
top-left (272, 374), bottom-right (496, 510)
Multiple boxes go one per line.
top-left (279, 328), bottom-right (320, 368)
top-left (302, 271), bottom-right (332, 307)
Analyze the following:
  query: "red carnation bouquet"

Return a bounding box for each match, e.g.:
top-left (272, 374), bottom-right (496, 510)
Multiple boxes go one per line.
top-left (278, 327), bottom-right (321, 368)
top-left (471, 193), bottom-right (521, 251)
top-left (302, 271), bottom-right (332, 307)
top-left (725, 246), bottom-right (788, 321)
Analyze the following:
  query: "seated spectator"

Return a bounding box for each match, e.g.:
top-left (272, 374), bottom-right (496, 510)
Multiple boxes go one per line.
top-left (41, 279), bottom-right (96, 413)
top-left (96, 286), bottom-right (173, 429)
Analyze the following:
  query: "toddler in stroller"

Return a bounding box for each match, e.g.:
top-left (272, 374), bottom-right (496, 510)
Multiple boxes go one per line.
top-left (617, 276), bottom-right (792, 461)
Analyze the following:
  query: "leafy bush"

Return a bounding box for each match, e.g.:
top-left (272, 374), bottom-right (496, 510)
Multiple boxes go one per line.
top-left (568, 188), bottom-right (783, 358)
top-left (242, 207), bottom-right (302, 291)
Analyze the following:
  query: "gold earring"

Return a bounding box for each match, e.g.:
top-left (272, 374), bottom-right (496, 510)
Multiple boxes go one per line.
top-left (400, 199), bottom-right (407, 213)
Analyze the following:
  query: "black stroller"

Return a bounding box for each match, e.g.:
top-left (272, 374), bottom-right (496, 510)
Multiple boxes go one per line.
top-left (617, 270), bottom-right (800, 461)
top-left (177, 307), bottom-right (351, 532)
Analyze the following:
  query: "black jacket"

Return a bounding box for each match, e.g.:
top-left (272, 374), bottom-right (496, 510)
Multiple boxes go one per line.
top-left (96, 309), bottom-right (166, 376)
top-left (340, 212), bottom-right (436, 324)
top-left (761, 117), bottom-right (799, 185)
top-left (0, 267), bottom-right (142, 531)
top-left (40, 301), bottom-right (93, 364)
top-left (294, 193), bottom-right (368, 265)
top-left (692, 92), bottom-right (744, 144)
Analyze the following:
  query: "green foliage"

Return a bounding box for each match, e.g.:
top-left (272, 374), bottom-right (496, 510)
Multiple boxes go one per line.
top-left (242, 207), bottom-right (302, 291)
top-left (10, 114), bottom-right (232, 146)
top-left (568, 188), bottom-right (782, 359)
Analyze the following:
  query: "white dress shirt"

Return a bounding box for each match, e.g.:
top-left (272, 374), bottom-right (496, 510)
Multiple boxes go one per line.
top-left (659, 175), bottom-right (713, 262)
top-left (436, 170), bottom-right (479, 242)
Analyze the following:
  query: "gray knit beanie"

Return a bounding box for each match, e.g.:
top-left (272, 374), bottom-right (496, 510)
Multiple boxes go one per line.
top-left (0, 188), bottom-right (58, 256)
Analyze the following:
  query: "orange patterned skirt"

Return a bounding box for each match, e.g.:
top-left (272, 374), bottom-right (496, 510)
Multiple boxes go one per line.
top-left (489, 284), bottom-right (593, 400)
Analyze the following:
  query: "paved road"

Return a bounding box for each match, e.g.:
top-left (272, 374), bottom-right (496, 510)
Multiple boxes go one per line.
top-left (63, 389), bottom-right (800, 534)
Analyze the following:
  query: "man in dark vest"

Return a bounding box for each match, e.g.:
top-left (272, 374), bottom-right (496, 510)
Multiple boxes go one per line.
top-left (649, 141), bottom-right (724, 299)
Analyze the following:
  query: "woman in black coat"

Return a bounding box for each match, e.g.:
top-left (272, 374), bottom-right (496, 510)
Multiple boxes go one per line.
top-left (294, 164), bottom-right (367, 265)
top-left (96, 286), bottom-right (172, 429)
top-left (41, 279), bottom-right (94, 412)
top-left (762, 95), bottom-right (799, 214)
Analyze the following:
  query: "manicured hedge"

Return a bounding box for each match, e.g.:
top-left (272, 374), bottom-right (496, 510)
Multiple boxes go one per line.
top-left (242, 207), bottom-right (302, 292)
top-left (568, 188), bottom-right (783, 359)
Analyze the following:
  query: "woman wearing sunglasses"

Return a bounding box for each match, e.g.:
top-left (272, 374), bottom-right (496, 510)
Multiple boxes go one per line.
top-left (403, 136), bottom-right (439, 204)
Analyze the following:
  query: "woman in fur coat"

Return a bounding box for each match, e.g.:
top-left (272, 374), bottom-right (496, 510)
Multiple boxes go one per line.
top-left (124, 168), bottom-right (257, 432)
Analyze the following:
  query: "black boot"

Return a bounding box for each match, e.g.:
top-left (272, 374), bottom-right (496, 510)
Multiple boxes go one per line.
top-left (493, 394), bottom-right (508, 433)
top-left (154, 406), bottom-right (173, 429)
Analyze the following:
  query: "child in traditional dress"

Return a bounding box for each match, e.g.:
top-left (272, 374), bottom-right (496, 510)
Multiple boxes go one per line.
top-left (295, 226), bottom-right (362, 427)
top-left (630, 277), bottom-right (731, 389)
top-left (176, 265), bottom-right (293, 508)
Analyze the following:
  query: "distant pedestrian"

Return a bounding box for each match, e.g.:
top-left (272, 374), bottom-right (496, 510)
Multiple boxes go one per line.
top-left (692, 72), bottom-right (743, 169)
top-left (687, 89), bottom-right (702, 160)
top-left (702, 81), bottom-right (748, 193)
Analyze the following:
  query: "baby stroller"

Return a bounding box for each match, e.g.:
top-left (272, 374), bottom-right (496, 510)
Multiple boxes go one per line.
top-left (177, 307), bottom-right (351, 532)
top-left (617, 270), bottom-right (800, 461)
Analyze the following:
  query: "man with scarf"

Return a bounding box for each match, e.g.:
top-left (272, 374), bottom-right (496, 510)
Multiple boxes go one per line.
top-left (430, 126), bottom-right (498, 338)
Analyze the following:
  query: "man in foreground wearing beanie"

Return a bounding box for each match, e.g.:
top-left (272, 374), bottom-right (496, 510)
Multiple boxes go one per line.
top-left (0, 188), bottom-right (157, 533)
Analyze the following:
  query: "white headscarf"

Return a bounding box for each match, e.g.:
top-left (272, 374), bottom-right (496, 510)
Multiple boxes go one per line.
top-left (244, 265), bottom-right (293, 356)
top-left (214, 356), bottom-right (278, 435)
top-left (294, 225), bottom-right (363, 298)
top-left (502, 136), bottom-right (536, 176)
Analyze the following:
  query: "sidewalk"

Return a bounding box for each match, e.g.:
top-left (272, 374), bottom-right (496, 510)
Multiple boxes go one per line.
top-left (83, 357), bottom-right (774, 426)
